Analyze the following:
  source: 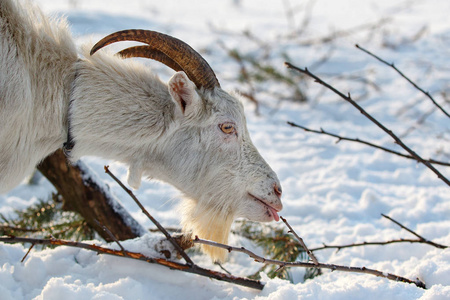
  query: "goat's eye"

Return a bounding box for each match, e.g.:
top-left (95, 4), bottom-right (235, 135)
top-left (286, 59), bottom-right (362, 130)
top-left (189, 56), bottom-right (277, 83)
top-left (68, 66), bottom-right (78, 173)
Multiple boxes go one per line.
top-left (219, 123), bottom-right (236, 135)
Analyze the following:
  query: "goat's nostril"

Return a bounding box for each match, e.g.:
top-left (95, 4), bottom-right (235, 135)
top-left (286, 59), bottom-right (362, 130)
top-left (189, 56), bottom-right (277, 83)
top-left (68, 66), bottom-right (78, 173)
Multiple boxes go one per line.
top-left (274, 184), bottom-right (282, 198)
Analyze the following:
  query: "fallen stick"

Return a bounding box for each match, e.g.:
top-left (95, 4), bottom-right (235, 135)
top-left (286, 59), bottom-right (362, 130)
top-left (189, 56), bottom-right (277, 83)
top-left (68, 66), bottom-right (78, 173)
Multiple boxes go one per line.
top-left (193, 236), bottom-right (426, 289)
top-left (0, 236), bottom-right (264, 290)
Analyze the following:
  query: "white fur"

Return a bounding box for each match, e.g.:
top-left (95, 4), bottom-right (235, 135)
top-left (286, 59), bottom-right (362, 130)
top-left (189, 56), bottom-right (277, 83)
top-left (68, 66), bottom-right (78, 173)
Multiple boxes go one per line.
top-left (0, 0), bottom-right (282, 262)
top-left (0, 0), bottom-right (77, 192)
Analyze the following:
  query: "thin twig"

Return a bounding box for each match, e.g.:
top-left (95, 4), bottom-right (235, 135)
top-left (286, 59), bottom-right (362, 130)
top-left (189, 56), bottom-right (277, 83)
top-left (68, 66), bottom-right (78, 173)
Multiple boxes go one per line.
top-left (21, 243), bottom-right (35, 263)
top-left (296, 18), bottom-right (391, 45)
top-left (382, 214), bottom-right (447, 249)
top-left (287, 121), bottom-right (450, 167)
top-left (104, 166), bottom-right (194, 266)
top-left (0, 236), bottom-right (264, 290)
top-left (280, 216), bottom-right (319, 265)
top-left (149, 227), bottom-right (180, 233)
top-left (193, 237), bottom-right (426, 289)
top-left (215, 262), bottom-right (232, 275)
top-left (355, 44), bottom-right (450, 119)
top-left (308, 214), bottom-right (448, 251)
top-left (0, 225), bottom-right (41, 233)
top-left (94, 219), bottom-right (126, 252)
top-left (398, 106), bottom-right (437, 139)
top-left (310, 238), bottom-right (448, 252)
top-left (275, 264), bottom-right (287, 274)
top-left (285, 62), bottom-right (450, 187)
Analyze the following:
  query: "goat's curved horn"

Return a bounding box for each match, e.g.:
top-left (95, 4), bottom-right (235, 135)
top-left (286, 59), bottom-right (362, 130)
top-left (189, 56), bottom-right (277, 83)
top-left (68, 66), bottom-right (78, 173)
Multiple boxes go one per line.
top-left (90, 29), bottom-right (220, 89)
top-left (117, 46), bottom-right (183, 72)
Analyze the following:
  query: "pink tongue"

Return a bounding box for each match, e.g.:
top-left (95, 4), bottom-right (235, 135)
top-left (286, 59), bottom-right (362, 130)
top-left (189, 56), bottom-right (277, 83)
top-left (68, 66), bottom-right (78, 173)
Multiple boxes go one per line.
top-left (269, 207), bottom-right (280, 221)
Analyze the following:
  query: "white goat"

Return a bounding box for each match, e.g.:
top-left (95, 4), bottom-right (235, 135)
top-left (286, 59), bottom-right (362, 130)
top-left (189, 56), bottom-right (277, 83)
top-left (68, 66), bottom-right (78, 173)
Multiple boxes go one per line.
top-left (0, 0), bottom-right (283, 261)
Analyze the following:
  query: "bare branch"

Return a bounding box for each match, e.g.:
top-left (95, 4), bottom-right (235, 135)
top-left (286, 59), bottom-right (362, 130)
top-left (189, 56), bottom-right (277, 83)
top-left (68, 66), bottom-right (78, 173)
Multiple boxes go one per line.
top-left (309, 215), bottom-right (447, 252)
top-left (309, 212), bottom-right (448, 252)
top-left (0, 236), bottom-right (264, 290)
top-left (280, 216), bottom-right (319, 265)
top-left (104, 166), bottom-right (194, 266)
top-left (355, 44), bottom-right (450, 119)
top-left (382, 214), bottom-right (447, 249)
top-left (94, 219), bottom-right (126, 252)
top-left (296, 18), bottom-right (391, 45)
top-left (287, 121), bottom-right (450, 167)
top-left (21, 243), bottom-right (35, 263)
top-left (193, 237), bottom-right (426, 288)
top-left (285, 62), bottom-right (450, 187)
top-left (310, 238), bottom-right (448, 252)
top-left (0, 225), bottom-right (40, 233)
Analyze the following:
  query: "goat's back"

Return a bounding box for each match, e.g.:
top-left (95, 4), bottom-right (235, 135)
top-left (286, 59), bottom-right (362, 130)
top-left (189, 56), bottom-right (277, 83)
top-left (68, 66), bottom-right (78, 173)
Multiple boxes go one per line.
top-left (0, 0), bottom-right (77, 192)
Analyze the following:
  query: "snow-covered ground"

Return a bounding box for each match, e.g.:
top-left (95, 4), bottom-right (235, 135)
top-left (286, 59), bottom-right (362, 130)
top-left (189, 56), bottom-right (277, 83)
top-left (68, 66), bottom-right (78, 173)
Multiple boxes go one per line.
top-left (1, 0), bottom-right (449, 299)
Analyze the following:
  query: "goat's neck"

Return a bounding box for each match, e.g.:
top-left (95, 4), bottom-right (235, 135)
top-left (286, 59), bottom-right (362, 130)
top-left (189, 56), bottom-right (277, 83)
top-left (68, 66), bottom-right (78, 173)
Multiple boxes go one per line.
top-left (69, 57), bottom-right (176, 165)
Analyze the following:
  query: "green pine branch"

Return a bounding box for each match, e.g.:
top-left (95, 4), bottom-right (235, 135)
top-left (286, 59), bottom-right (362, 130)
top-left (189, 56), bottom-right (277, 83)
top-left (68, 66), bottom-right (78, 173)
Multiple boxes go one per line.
top-left (0, 194), bottom-right (95, 245)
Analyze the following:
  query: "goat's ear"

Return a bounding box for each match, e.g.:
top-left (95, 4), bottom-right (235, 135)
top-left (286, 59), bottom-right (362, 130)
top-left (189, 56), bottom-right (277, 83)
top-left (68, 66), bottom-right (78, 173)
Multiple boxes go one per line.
top-left (168, 72), bottom-right (201, 116)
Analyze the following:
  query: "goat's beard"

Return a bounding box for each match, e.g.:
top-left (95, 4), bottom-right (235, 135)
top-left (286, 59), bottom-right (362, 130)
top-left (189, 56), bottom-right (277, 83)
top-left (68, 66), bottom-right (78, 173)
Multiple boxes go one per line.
top-left (180, 197), bottom-right (235, 262)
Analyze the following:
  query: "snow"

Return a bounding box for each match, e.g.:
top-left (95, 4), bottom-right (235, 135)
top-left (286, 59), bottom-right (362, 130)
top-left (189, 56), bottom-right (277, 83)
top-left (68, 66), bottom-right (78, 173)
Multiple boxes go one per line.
top-left (1, 0), bottom-right (449, 299)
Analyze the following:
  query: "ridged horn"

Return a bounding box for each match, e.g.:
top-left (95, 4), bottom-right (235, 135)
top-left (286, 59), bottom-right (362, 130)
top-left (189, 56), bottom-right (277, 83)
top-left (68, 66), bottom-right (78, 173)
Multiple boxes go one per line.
top-left (90, 29), bottom-right (220, 90)
top-left (117, 46), bottom-right (183, 72)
